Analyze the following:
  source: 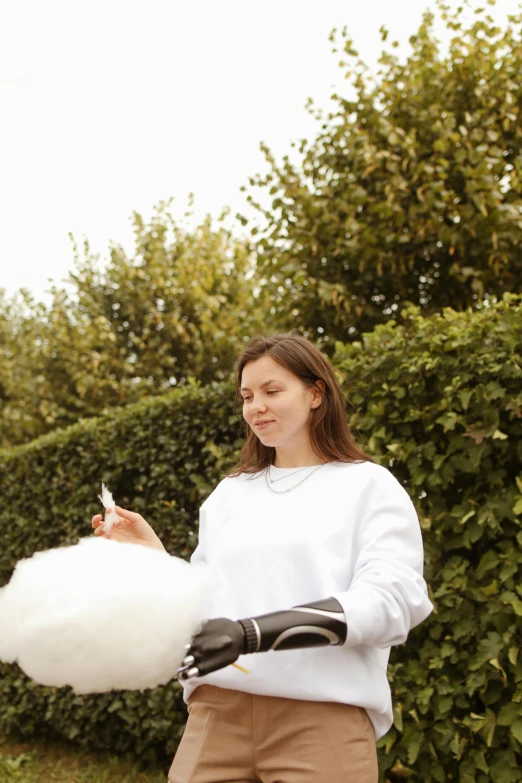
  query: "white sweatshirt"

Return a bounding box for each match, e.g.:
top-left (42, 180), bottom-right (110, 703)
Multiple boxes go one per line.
top-left (181, 460), bottom-right (433, 740)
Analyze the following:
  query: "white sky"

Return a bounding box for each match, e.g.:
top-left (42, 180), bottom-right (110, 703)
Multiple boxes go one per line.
top-left (0, 0), bottom-right (519, 307)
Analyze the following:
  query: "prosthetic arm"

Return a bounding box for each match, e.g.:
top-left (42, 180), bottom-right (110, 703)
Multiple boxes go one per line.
top-left (177, 597), bottom-right (347, 680)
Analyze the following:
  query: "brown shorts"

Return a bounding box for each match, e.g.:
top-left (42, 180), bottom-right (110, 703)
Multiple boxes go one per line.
top-left (168, 684), bottom-right (378, 783)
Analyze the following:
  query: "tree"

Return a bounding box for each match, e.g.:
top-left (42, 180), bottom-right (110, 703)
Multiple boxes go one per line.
top-left (0, 204), bottom-right (269, 448)
top-left (241, 1), bottom-right (522, 342)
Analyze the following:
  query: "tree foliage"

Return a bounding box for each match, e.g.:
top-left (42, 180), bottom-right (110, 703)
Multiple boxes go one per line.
top-left (4, 2), bottom-right (522, 447)
top-left (242, 1), bottom-right (522, 339)
top-left (0, 205), bottom-right (268, 448)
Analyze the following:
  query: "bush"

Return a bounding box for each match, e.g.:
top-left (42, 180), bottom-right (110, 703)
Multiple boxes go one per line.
top-left (1, 294), bottom-right (521, 779)
top-left (0, 377), bottom-right (242, 763)
top-left (334, 293), bottom-right (522, 782)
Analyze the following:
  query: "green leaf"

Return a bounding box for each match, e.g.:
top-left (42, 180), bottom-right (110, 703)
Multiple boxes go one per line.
top-left (476, 551), bottom-right (500, 578)
top-left (489, 756), bottom-right (521, 783)
top-left (406, 731), bottom-right (424, 765)
top-left (436, 411), bottom-right (459, 432)
top-left (459, 389), bottom-right (473, 410)
top-left (393, 701), bottom-right (403, 732)
top-left (473, 748), bottom-right (489, 774)
top-left (510, 718), bottom-right (522, 743)
top-left (498, 702), bottom-right (521, 726)
top-left (459, 509), bottom-right (476, 525)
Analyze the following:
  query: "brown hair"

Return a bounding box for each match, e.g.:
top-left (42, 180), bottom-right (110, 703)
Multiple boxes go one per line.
top-left (225, 331), bottom-right (373, 478)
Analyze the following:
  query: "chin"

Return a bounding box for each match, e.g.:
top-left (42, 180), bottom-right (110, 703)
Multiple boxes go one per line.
top-left (255, 433), bottom-right (278, 446)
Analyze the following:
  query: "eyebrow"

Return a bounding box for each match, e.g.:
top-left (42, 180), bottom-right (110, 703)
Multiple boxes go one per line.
top-left (240, 379), bottom-right (283, 392)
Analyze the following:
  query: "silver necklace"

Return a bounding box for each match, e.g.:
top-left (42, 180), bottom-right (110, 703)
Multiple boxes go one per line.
top-left (247, 464), bottom-right (317, 482)
top-left (268, 465), bottom-right (312, 483)
top-left (264, 463), bottom-right (327, 494)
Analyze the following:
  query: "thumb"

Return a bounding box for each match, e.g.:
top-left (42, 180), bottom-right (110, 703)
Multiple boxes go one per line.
top-left (114, 506), bottom-right (142, 524)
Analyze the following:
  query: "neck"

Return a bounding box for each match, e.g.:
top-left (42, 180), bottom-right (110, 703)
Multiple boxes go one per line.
top-left (272, 462), bottom-right (325, 468)
top-left (272, 452), bottom-right (325, 469)
top-left (271, 432), bottom-right (324, 469)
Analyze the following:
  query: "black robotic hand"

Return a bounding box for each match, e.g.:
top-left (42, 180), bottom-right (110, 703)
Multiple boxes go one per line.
top-left (177, 597), bottom-right (347, 681)
top-left (177, 618), bottom-right (247, 680)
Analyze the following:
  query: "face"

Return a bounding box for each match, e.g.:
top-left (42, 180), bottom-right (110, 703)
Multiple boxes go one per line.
top-left (240, 355), bottom-right (323, 448)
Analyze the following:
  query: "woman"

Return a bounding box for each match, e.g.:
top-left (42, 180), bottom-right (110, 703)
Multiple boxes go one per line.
top-left (92, 332), bottom-right (433, 782)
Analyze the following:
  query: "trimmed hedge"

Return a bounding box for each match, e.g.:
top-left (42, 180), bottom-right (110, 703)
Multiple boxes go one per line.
top-left (334, 293), bottom-right (522, 783)
top-left (0, 378), bottom-right (243, 763)
top-left (0, 294), bottom-right (521, 780)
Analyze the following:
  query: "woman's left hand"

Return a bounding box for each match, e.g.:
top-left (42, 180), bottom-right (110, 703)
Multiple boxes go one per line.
top-left (92, 506), bottom-right (166, 551)
top-left (177, 618), bottom-right (246, 680)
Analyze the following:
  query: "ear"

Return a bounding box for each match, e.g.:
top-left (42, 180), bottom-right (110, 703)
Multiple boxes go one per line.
top-left (311, 380), bottom-right (325, 408)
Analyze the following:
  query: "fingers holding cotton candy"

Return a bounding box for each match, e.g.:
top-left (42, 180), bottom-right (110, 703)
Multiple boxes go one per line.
top-left (98, 483), bottom-right (119, 533)
top-left (0, 538), bottom-right (212, 694)
top-left (95, 483), bottom-right (166, 551)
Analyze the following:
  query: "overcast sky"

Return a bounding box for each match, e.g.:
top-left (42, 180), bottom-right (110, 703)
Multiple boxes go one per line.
top-left (1, 0), bottom-right (519, 307)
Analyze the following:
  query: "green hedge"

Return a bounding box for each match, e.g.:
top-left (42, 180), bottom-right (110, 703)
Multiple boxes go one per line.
top-left (0, 293), bottom-right (521, 780)
top-left (0, 378), bottom-right (243, 763)
top-left (334, 293), bottom-right (522, 783)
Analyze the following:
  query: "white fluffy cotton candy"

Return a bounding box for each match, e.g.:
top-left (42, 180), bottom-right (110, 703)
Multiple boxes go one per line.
top-left (0, 537), bottom-right (212, 694)
top-left (98, 483), bottom-right (119, 533)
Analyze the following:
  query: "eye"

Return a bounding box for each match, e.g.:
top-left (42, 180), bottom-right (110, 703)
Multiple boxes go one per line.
top-left (242, 390), bottom-right (278, 402)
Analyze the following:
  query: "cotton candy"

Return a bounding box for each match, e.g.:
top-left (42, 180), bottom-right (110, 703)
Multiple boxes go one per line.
top-left (98, 483), bottom-right (119, 533)
top-left (0, 537), bottom-right (212, 694)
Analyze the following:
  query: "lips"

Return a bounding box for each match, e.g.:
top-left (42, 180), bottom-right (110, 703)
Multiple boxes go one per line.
top-left (255, 420), bottom-right (274, 429)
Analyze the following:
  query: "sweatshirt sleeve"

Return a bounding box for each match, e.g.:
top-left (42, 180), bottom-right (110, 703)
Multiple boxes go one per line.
top-left (332, 466), bottom-right (433, 649)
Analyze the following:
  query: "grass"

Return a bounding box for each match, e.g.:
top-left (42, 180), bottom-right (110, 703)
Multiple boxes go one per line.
top-left (0, 733), bottom-right (170, 782)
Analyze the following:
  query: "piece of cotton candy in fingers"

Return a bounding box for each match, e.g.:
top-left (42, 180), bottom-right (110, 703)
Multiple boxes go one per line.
top-left (0, 537), bottom-right (213, 694)
top-left (98, 483), bottom-right (119, 533)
